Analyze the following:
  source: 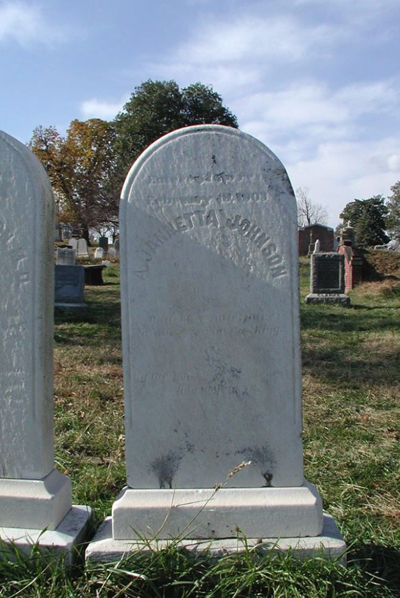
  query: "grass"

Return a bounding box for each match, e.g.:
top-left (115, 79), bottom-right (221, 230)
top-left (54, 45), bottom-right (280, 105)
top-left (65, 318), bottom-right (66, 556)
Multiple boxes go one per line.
top-left (1, 258), bottom-right (400, 596)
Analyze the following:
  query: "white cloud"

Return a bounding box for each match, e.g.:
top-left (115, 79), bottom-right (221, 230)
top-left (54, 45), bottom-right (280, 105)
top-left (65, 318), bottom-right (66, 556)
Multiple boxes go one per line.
top-left (0, 1), bottom-right (68, 45)
top-left (80, 95), bottom-right (129, 120)
top-left (287, 138), bottom-right (400, 226)
top-left (174, 15), bottom-right (336, 66)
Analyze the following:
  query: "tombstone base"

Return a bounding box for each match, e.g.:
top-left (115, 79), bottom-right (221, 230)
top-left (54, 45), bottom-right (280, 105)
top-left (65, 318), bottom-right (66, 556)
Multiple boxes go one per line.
top-left (111, 482), bottom-right (323, 540)
top-left (0, 469), bottom-right (72, 530)
top-left (0, 505), bottom-right (94, 565)
top-left (54, 302), bottom-right (88, 311)
top-left (305, 293), bottom-right (350, 307)
top-left (86, 513), bottom-right (346, 564)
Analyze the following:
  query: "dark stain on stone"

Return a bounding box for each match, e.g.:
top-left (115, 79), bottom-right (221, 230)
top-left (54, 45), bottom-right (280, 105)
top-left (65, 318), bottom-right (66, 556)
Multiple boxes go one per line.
top-left (205, 349), bottom-right (250, 400)
top-left (236, 444), bottom-right (276, 485)
top-left (150, 450), bottom-right (182, 489)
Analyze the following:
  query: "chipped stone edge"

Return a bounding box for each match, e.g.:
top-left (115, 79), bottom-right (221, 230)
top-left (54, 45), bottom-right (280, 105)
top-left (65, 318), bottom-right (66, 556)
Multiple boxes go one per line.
top-left (0, 505), bottom-right (94, 566)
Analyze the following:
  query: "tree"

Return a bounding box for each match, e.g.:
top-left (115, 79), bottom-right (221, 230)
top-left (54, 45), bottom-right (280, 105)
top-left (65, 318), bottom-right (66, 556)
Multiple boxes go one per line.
top-left (29, 119), bottom-right (118, 237)
top-left (113, 80), bottom-right (238, 184)
top-left (296, 187), bottom-right (328, 227)
top-left (339, 196), bottom-right (389, 249)
top-left (386, 181), bottom-right (400, 241)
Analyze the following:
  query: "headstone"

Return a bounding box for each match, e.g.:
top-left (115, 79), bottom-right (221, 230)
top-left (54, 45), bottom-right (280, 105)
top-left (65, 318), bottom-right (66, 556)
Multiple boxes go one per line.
top-left (99, 236), bottom-right (109, 251)
top-left (55, 222), bottom-right (62, 241)
top-left (114, 238), bottom-right (120, 254)
top-left (68, 238), bottom-right (78, 253)
top-left (94, 247), bottom-right (104, 259)
top-left (108, 247), bottom-right (117, 259)
top-left (0, 130), bottom-right (91, 559)
top-left (54, 265), bottom-right (86, 308)
top-left (87, 125), bottom-right (345, 560)
top-left (76, 238), bottom-right (89, 258)
top-left (305, 253), bottom-right (350, 306)
top-left (84, 264), bottom-right (105, 285)
top-left (56, 246), bottom-right (76, 265)
top-left (313, 239), bottom-right (320, 253)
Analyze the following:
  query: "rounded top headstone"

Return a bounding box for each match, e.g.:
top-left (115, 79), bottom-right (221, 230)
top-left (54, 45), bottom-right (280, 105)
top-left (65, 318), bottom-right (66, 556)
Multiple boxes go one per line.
top-left (119, 125), bottom-right (303, 489)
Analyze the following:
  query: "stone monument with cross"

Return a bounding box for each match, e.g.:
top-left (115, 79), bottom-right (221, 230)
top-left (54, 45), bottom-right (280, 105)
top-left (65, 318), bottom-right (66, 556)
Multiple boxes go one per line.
top-left (87, 125), bottom-right (345, 560)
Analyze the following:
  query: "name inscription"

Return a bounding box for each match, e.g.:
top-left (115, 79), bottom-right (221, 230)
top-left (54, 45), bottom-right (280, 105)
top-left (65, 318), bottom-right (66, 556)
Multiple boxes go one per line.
top-left (132, 209), bottom-right (287, 280)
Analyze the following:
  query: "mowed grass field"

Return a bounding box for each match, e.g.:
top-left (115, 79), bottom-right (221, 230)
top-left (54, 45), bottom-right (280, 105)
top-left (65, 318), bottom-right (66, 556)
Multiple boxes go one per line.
top-left (1, 254), bottom-right (400, 597)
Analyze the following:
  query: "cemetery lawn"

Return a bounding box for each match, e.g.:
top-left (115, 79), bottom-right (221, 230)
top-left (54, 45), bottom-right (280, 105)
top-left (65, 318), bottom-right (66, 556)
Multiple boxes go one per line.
top-left (1, 259), bottom-right (400, 597)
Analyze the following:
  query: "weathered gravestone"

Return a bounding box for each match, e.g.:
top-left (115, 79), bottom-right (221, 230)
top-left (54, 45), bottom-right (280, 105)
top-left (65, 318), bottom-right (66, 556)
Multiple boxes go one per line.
top-left (94, 247), bottom-right (104, 259)
top-left (56, 246), bottom-right (76, 265)
top-left (99, 236), bottom-right (109, 252)
top-left (0, 131), bottom-right (91, 560)
top-left (76, 238), bottom-right (89, 258)
top-left (305, 253), bottom-right (350, 306)
top-left (54, 265), bottom-right (87, 309)
top-left (87, 125), bottom-right (345, 560)
top-left (68, 238), bottom-right (78, 253)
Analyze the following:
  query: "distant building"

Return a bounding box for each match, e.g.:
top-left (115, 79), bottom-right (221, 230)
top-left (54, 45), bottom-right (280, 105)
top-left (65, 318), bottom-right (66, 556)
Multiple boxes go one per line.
top-left (298, 224), bottom-right (334, 256)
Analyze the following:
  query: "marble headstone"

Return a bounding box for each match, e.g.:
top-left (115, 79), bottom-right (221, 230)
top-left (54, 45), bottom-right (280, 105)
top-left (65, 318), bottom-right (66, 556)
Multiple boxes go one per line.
top-left (76, 238), bottom-right (89, 258)
top-left (94, 247), bottom-right (104, 259)
top-left (0, 131), bottom-right (91, 553)
top-left (111, 125), bottom-right (328, 542)
top-left (56, 246), bottom-right (76, 265)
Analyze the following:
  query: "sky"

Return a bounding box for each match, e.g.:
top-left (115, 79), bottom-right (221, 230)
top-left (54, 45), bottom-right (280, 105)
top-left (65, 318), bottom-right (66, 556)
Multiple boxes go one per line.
top-left (1, 0), bottom-right (400, 228)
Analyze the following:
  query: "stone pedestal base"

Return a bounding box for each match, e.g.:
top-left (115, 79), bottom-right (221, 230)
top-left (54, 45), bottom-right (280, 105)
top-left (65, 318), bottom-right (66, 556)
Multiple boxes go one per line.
top-left (111, 481), bottom-right (323, 540)
top-left (86, 513), bottom-right (346, 564)
top-left (0, 506), bottom-right (93, 565)
top-left (0, 469), bottom-right (72, 530)
top-left (305, 293), bottom-right (350, 307)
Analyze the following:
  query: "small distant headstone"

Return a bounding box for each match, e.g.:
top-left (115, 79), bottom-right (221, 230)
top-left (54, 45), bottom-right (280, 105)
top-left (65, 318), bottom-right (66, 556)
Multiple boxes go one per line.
top-left (114, 239), bottom-right (120, 254)
top-left (0, 130), bottom-right (91, 557)
top-left (55, 222), bottom-right (62, 241)
top-left (84, 264), bottom-right (106, 285)
top-left (94, 247), bottom-right (104, 259)
top-left (305, 253), bottom-right (350, 306)
top-left (54, 265), bottom-right (86, 308)
top-left (99, 236), bottom-right (109, 251)
top-left (56, 246), bottom-right (76, 265)
top-left (313, 239), bottom-right (320, 253)
top-left (77, 238), bottom-right (89, 258)
top-left (68, 238), bottom-right (78, 253)
top-left (87, 125), bottom-right (345, 561)
top-left (108, 247), bottom-right (117, 259)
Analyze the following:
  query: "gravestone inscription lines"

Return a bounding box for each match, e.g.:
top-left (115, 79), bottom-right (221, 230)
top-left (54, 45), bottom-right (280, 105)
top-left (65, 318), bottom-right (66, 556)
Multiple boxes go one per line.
top-left (87, 125), bottom-right (346, 561)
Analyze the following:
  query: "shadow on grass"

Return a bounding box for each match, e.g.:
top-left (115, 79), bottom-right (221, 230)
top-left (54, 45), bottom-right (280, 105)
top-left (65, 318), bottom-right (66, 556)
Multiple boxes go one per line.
top-left (348, 542), bottom-right (400, 596)
top-left (300, 305), bottom-right (400, 333)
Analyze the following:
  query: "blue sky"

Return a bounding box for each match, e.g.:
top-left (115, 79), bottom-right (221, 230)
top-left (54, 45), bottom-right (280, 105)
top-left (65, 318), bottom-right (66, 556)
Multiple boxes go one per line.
top-left (1, 0), bottom-right (399, 227)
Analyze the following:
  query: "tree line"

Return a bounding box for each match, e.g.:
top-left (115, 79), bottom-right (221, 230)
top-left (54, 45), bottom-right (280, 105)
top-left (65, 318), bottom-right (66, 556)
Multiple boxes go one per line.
top-left (29, 80), bottom-right (238, 240)
top-left (29, 79), bottom-right (400, 247)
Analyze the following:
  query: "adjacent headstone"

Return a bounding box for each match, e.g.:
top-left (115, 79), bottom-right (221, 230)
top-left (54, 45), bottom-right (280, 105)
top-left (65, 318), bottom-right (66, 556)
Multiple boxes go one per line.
top-left (108, 246), bottom-right (117, 259)
top-left (87, 125), bottom-right (345, 560)
top-left (54, 265), bottom-right (87, 309)
top-left (99, 236), bottom-right (109, 252)
top-left (56, 246), bottom-right (76, 265)
top-left (76, 238), bottom-right (89, 258)
top-left (94, 247), bottom-right (104, 259)
top-left (305, 253), bottom-right (350, 306)
top-left (68, 238), bottom-right (78, 253)
top-left (114, 238), bottom-right (120, 255)
top-left (0, 130), bottom-right (91, 559)
top-left (84, 264), bottom-right (106, 285)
